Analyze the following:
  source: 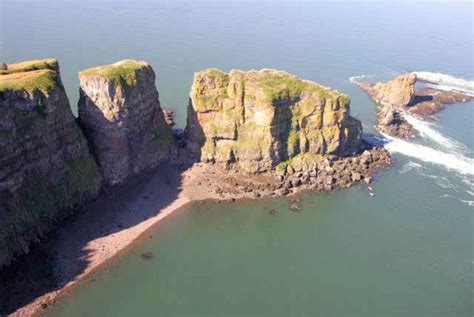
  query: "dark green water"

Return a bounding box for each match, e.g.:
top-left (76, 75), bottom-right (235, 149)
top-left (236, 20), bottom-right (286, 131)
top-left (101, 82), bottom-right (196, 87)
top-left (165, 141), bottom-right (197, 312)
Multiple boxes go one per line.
top-left (2, 0), bottom-right (473, 316)
top-left (47, 173), bottom-right (472, 316)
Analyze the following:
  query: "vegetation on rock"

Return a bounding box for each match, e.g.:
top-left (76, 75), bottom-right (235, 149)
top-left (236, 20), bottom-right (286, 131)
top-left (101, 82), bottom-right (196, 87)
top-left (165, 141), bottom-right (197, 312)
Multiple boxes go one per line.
top-left (78, 59), bottom-right (175, 185)
top-left (0, 59), bottom-right (102, 269)
top-left (0, 58), bottom-right (61, 97)
top-left (79, 59), bottom-right (148, 87)
top-left (186, 68), bottom-right (362, 173)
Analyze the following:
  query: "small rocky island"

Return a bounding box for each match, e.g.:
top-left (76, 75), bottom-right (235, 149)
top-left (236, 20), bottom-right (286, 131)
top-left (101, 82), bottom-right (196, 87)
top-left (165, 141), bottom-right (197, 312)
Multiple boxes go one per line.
top-left (1, 58), bottom-right (392, 315)
top-left (353, 73), bottom-right (473, 138)
top-left (186, 69), bottom-right (391, 197)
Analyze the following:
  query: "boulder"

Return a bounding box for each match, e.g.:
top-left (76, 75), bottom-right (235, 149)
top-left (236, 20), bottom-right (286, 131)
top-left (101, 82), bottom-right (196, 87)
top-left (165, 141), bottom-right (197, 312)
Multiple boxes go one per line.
top-left (78, 60), bottom-right (174, 185)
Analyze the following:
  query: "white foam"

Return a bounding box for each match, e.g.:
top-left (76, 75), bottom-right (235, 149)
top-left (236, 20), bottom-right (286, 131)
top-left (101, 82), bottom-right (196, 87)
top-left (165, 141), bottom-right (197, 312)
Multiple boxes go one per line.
top-left (381, 133), bottom-right (474, 176)
top-left (460, 200), bottom-right (474, 207)
top-left (349, 74), bottom-right (372, 83)
top-left (412, 71), bottom-right (474, 96)
top-left (403, 114), bottom-right (469, 153)
top-left (399, 161), bottom-right (423, 174)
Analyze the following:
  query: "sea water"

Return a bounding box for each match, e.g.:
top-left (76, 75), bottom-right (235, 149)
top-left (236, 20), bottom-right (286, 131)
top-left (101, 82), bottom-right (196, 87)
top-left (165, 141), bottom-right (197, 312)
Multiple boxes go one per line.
top-left (2, 0), bottom-right (473, 316)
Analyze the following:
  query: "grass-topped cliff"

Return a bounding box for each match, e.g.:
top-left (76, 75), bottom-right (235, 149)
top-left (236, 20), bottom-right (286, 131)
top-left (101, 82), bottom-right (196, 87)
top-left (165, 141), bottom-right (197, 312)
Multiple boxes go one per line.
top-left (0, 59), bottom-right (102, 269)
top-left (78, 59), bottom-right (175, 185)
top-left (186, 68), bottom-right (362, 173)
top-left (79, 59), bottom-right (149, 87)
top-left (0, 59), bottom-right (60, 96)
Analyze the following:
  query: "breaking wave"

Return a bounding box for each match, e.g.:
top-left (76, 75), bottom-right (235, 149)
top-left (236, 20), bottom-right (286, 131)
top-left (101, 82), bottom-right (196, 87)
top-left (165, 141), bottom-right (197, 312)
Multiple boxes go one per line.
top-left (403, 114), bottom-right (469, 153)
top-left (382, 134), bottom-right (474, 176)
top-left (412, 71), bottom-right (474, 96)
top-left (377, 114), bottom-right (474, 206)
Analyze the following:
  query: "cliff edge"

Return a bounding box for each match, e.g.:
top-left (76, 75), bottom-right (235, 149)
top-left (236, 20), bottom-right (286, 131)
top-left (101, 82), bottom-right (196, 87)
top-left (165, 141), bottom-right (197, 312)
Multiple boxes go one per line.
top-left (0, 59), bottom-right (101, 269)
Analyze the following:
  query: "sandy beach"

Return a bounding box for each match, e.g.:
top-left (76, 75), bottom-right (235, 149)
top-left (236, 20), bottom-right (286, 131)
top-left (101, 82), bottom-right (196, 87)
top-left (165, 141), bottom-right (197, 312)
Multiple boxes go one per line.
top-left (6, 163), bottom-right (219, 316)
top-left (7, 160), bottom-right (288, 316)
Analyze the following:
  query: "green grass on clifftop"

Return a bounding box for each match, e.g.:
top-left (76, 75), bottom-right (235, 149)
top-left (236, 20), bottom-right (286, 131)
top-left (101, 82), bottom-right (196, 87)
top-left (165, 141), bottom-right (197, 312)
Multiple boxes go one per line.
top-left (0, 59), bottom-right (60, 95)
top-left (257, 70), bottom-right (341, 103)
top-left (0, 70), bottom-right (58, 95)
top-left (80, 60), bottom-right (148, 87)
top-left (0, 58), bottom-right (58, 75)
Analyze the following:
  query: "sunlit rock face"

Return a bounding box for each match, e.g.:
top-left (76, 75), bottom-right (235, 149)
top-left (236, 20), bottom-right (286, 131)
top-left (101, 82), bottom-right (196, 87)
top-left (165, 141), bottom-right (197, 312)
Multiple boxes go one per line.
top-left (186, 69), bottom-right (363, 174)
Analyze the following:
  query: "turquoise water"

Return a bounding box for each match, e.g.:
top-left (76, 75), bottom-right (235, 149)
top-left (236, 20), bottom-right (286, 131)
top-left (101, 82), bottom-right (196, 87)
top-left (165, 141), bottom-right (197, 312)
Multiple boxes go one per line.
top-left (2, 0), bottom-right (473, 316)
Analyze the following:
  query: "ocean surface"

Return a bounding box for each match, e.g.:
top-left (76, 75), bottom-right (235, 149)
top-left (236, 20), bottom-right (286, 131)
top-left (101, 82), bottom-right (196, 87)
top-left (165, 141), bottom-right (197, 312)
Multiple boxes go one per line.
top-left (2, 0), bottom-right (473, 316)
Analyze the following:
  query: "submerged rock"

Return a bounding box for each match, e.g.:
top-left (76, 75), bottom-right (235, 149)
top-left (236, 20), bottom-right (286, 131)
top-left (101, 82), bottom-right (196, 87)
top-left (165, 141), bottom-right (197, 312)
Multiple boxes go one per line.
top-left (0, 59), bottom-right (102, 269)
top-left (186, 68), bottom-right (363, 174)
top-left (78, 60), bottom-right (175, 185)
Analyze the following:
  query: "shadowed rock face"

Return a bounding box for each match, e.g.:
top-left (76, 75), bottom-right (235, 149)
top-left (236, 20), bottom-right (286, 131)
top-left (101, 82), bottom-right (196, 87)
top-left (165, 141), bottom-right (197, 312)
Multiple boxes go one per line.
top-left (0, 59), bottom-right (102, 269)
top-left (78, 60), bottom-right (175, 185)
top-left (186, 69), bottom-right (363, 173)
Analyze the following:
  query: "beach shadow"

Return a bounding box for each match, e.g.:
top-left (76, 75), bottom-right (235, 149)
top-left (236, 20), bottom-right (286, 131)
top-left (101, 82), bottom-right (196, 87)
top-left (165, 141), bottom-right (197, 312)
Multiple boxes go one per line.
top-left (0, 161), bottom-right (192, 315)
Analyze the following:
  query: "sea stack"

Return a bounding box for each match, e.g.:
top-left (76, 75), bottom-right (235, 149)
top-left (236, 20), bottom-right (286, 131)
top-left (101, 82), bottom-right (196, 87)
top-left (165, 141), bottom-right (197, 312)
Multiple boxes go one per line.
top-left (354, 73), bottom-right (473, 138)
top-left (0, 59), bottom-right (102, 268)
top-left (78, 60), bottom-right (175, 185)
top-left (186, 69), bottom-right (363, 174)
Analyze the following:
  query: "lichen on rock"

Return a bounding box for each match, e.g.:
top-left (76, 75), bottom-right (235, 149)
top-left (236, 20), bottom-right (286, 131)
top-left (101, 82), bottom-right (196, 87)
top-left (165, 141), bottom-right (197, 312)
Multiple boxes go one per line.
top-left (0, 59), bottom-right (102, 269)
top-left (186, 68), bottom-right (363, 173)
top-left (78, 59), bottom-right (175, 185)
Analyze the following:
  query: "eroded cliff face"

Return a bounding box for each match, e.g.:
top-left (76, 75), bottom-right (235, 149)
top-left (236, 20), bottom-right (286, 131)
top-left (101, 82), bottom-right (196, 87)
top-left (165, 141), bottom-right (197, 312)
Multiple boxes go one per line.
top-left (78, 60), bottom-right (175, 185)
top-left (186, 69), bottom-right (363, 173)
top-left (0, 59), bottom-right (102, 268)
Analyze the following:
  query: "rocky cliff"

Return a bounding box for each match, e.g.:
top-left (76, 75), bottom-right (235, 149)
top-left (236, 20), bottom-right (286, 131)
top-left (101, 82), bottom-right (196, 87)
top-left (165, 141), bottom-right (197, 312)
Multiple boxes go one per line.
top-left (0, 59), bottom-right (102, 268)
top-left (186, 69), bottom-right (363, 173)
top-left (78, 60), bottom-right (175, 185)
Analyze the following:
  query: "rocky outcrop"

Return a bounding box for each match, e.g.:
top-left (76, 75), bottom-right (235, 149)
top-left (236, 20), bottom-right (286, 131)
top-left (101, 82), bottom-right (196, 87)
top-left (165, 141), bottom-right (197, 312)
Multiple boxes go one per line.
top-left (354, 73), bottom-right (473, 138)
top-left (364, 74), bottom-right (417, 109)
top-left (354, 74), bottom-right (416, 138)
top-left (186, 69), bottom-right (363, 174)
top-left (78, 60), bottom-right (175, 185)
top-left (0, 59), bottom-right (102, 269)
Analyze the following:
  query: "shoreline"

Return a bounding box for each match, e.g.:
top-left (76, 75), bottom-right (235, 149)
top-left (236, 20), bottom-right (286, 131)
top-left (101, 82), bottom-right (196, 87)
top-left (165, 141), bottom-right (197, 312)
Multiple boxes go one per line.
top-left (8, 165), bottom-right (194, 317)
top-left (6, 147), bottom-right (391, 316)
